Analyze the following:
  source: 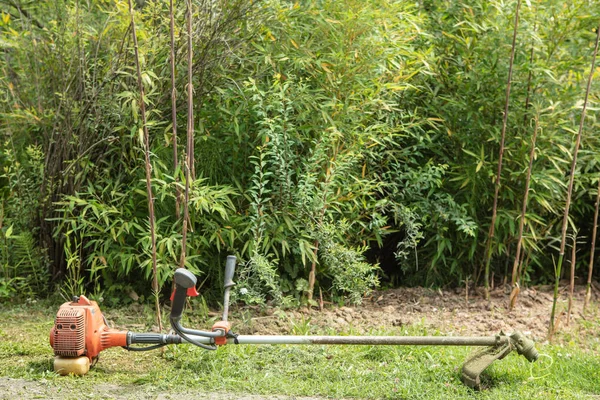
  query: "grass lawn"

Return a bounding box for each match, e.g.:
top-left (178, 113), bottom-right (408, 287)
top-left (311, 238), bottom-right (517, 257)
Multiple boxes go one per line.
top-left (1, 301), bottom-right (599, 399)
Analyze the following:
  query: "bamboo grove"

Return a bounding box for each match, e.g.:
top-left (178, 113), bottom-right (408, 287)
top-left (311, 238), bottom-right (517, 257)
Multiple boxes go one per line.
top-left (1, 0), bottom-right (600, 327)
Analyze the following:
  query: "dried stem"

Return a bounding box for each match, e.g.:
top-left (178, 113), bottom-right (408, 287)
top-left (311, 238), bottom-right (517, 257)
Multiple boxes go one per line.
top-left (465, 276), bottom-right (469, 309)
top-left (169, 0), bottom-right (180, 218)
top-left (567, 233), bottom-right (577, 326)
top-left (522, 18), bottom-right (537, 125)
top-left (548, 22), bottom-right (600, 340)
top-left (483, 0), bottom-right (522, 299)
top-left (319, 287), bottom-right (324, 312)
top-left (128, 0), bottom-right (162, 331)
top-left (584, 177), bottom-right (600, 311)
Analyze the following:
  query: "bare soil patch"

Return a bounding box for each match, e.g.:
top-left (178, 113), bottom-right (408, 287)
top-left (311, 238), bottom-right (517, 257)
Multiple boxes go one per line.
top-left (239, 283), bottom-right (600, 343)
top-left (0, 377), bottom-right (327, 400)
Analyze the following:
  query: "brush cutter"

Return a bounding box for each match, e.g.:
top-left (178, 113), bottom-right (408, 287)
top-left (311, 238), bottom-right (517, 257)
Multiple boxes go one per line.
top-left (50, 256), bottom-right (538, 389)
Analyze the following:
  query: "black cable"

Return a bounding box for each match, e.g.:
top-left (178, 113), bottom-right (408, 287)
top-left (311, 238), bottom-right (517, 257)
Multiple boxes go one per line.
top-left (122, 343), bottom-right (167, 352)
top-left (171, 319), bottom-right (217, 351)
top-left (228, 330), bottom-right (240, 345)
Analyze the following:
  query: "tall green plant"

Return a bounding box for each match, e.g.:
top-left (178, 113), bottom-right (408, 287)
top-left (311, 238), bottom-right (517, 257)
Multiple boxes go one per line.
top-left (483, 0), bottom-right (522, 299)
top-left (509, 114), bottom-right (539, 310)
top-left (3, 0), bottom-right (600, 307)
top-left (128, 0), bottom-right (162, 329)
top-left (549, 22), bottom-right (600, 340)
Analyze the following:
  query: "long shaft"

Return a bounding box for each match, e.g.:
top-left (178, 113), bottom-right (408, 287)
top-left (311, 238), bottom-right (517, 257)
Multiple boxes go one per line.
top-left (222, 289), bottom-right (231, 321)
top-left (184, 334), bottom-right (509, 347)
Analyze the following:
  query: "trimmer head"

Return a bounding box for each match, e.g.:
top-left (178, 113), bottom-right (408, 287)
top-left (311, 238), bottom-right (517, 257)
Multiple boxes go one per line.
top-left (461, 331), bottom-right (538, 389)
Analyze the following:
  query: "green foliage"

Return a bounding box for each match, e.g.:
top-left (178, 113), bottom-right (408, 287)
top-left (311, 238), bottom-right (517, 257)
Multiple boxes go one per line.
top-left (1, 0), bottom-right (600, 303)
top-left (416, 0), bottom-right (600, 285)
top-left (0, 143), bottom-right (49, 300)
top-left (315, 221), bottom-right (380, 305)
top-left (53, 174), bottom-right (237, 299)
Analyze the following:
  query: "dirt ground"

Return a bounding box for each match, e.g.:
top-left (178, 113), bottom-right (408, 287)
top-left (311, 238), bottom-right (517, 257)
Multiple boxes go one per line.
top-left (0, 378), bottom-right (327, 400)
top-left (237, 283), bottom-right (600, 343)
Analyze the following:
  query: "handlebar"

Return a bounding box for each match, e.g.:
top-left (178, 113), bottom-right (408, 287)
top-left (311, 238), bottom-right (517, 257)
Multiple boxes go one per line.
top-left (169, 256), bottom-right (237, 350)
top-left (171, 268), bottom-right (196, 320)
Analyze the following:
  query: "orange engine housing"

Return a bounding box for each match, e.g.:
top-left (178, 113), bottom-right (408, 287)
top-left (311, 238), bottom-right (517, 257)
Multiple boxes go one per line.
top-left (50, 295), bottom-right (128, 361)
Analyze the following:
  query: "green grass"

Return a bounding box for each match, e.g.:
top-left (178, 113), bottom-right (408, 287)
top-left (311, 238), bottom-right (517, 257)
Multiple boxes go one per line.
top-left (1, 302), bottom-right (600, 399)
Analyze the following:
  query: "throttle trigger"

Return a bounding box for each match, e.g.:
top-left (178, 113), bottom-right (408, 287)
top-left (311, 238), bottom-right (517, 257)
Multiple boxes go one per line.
top-left (169, 286), bottom-right (199, 302)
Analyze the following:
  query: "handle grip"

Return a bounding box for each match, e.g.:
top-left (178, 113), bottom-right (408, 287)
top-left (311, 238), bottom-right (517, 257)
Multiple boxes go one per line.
top-left (170, 268), bottom-right (198, 320)
top-left (224, 255), bottom-right (236, 288)
top-left (222, 255), bottom-right (237, 322)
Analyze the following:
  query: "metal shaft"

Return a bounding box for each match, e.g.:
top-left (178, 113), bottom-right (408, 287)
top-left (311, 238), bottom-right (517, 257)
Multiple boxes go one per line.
top-left (185, 334), bottom-right (509, 347)
top-left (222, 290), bottom-right (231, 322)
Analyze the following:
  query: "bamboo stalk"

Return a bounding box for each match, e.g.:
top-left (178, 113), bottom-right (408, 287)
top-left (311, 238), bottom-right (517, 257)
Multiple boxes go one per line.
top-left (567, 233), bottom-right (577, 326)
top-left (522, 17), bottom-right (537, 126)
top-left (548, 22), bottom-right (600, 340)
top-left (483, 0), bottom-right (522, 299)
top-left (307, 159), bottom-right (334, 303)
top-left (128, 0), bottom-right (162, 331)
top-left (509, 115), bottom-right (539, 310)
top-left (584, 177), bottom-right (600, 311)
top-left (180, 0), bottom-right (194, 269)
top-left (517, 246), bottom-right (529, 285)
top-left (169, 0), bottom-right (181, 218)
